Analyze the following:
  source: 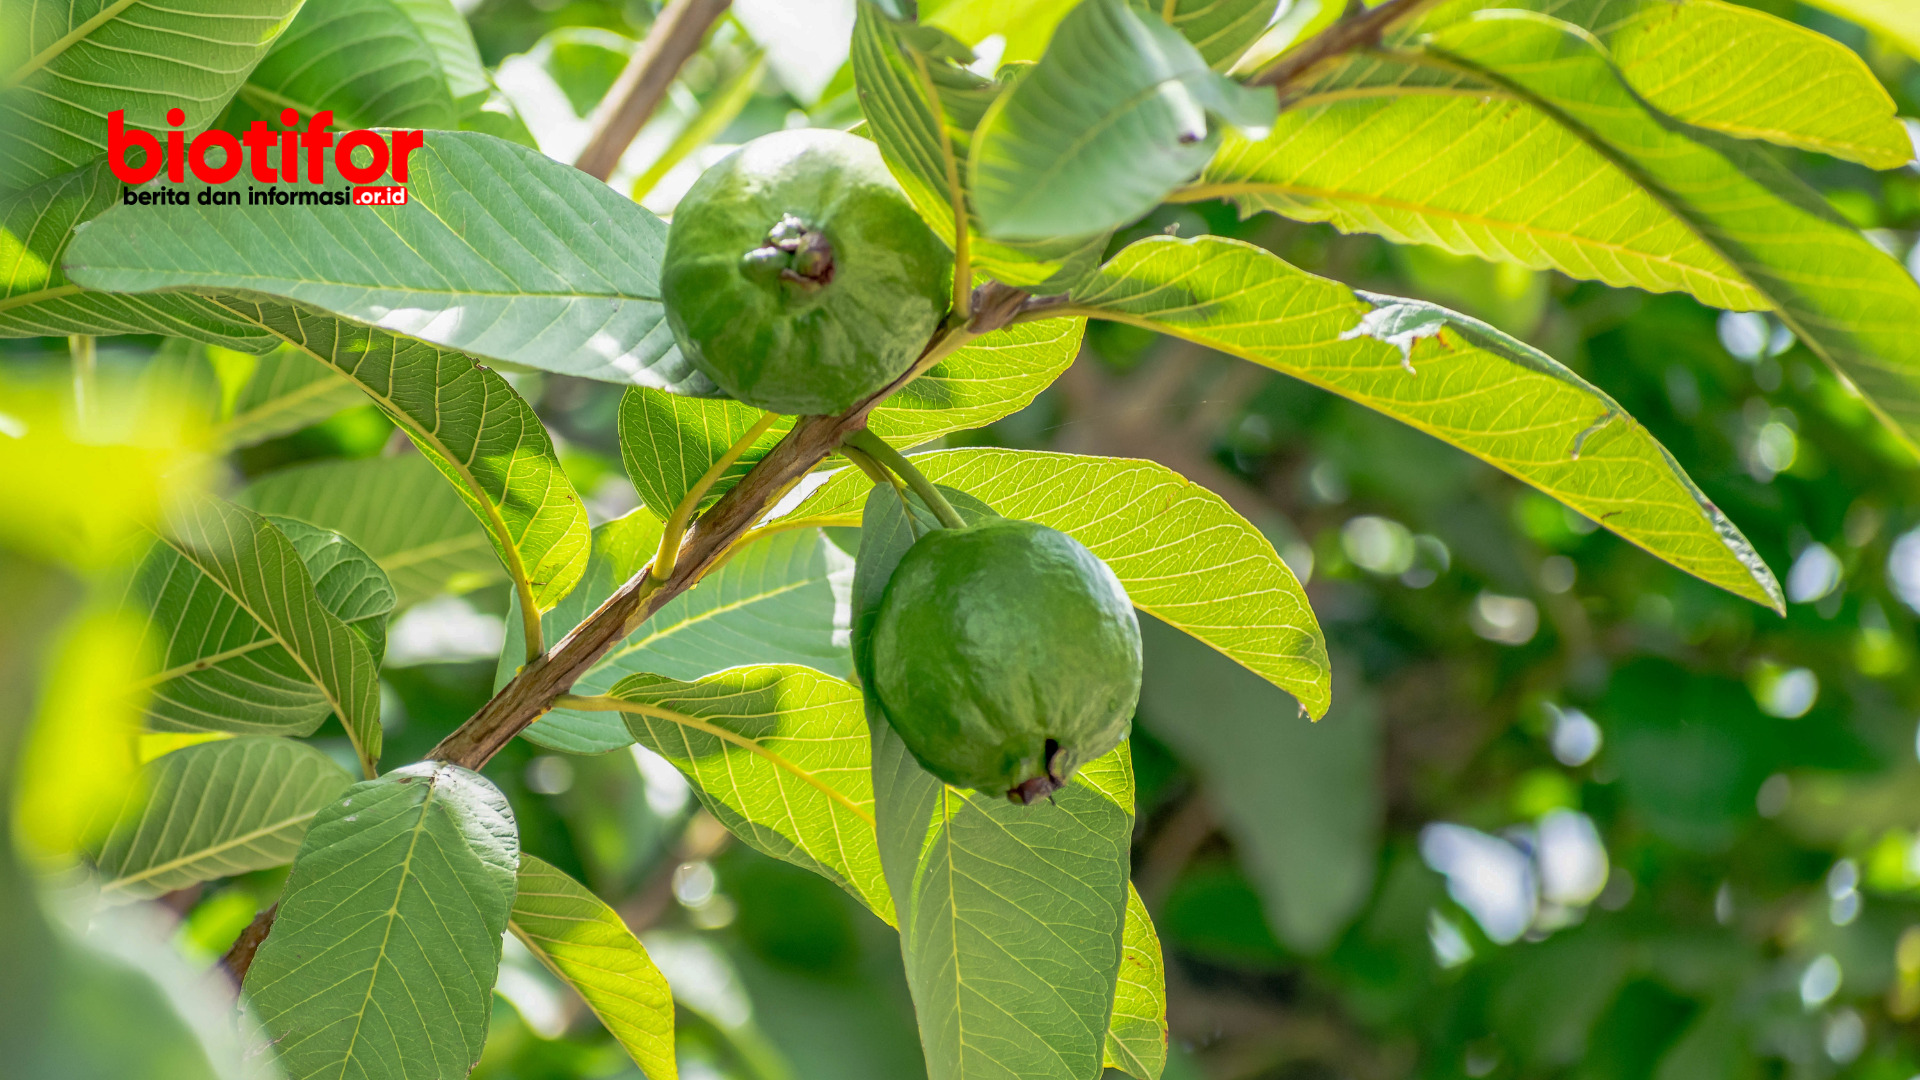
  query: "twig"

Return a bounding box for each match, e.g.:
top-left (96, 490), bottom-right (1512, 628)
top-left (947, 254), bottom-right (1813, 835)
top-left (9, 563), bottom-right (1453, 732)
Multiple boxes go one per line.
top-left (426, 283), bottom-right (1032, 771)
top-left (219, 903), bottom-right (278, 988)
top-left (1246, 0), bottom-right (1446, 92)
top-left (574, 0), bottom-right (733, 182)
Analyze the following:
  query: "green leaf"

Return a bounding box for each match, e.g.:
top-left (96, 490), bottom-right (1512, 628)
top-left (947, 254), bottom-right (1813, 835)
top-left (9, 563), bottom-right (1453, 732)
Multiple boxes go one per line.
top-left (1131, 0), bottom-right (1279, 70)
top-left (89, 736), bottom-right (353, 903)
top-left (245, 762), bottom-right (519, 1080)
top-left (604, 665), bottom-right (892, 919)
top-left (132, 497), bottom-right (385, 775)
top-left (0, 164), bottom-right (281, 349)
top-left (393, 0), bottom-right (491, 109)
top-left (1138, 618), bottom-right (1380, 951)
top-left (510, 855), bottom-right (677, 1080)
top-left (1805, 0), bottom-right (1920, 60)
top-left (620, 389), bottom-right (783, 521)
top-left (0, 0), bottom-right (306, 192)
top-left (797, 444), bottom-right (1333, 715)
top-left (1066, 234), bottom-right (1783, 610)
top-left (920, 0), bottom-right (1080, 64)
top-left (241, 455), bottom-right (506, 608)
top-left (1104, 885), bottom-right (1169, 1080)
top-left (1196, 0), bottom-right (1911, 313)
top-left (214, 347), bottom-right (367, 451)
top-left (220, 0), bottom-right (460, 131)
top-left (852, 484), bottom-right (1132, 1080)
top-left (969, 0), bottom-right (1276, 240)
top-left (199, 298), bottom-right (591, 632)
top-left (852, 5), bottom-right (1115, 288)
top-left (1424, 13), bottom-right (1920, 453)
top-left (1420, 0), bottom-right (1910, 167)
top-left (615, 316), bottom-right (1085, 519)
top-left (62, 132), bottom-right (702, 390)
top-left (508, 518), bottom-right (852, 754)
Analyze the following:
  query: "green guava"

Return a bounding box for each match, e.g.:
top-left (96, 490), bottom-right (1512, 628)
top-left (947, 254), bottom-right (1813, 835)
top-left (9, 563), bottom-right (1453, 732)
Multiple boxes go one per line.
top-left (661, 128), bottom-right (952, 415)
top-left (869, 518), bottom-right (1142, 803)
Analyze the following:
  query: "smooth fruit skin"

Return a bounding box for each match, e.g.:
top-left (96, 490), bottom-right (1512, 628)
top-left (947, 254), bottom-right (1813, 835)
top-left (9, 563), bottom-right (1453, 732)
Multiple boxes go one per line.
top-left (662, 129), bottom-right (952, 415)
top-left (870, 518), bottom-right (1142, 802)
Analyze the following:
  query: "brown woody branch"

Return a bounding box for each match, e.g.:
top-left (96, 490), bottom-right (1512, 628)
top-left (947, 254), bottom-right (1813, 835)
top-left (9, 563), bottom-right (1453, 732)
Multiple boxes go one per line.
top-left (574, 0), bottom-right (733, 181)
top-left (427, 282), bottom-right (1040, 771)
top-left (1247, 0), bottom-right (1446, 93)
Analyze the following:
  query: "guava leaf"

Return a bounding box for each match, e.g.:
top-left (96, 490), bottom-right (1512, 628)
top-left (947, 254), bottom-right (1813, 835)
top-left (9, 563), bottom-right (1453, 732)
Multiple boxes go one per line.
top-left (0, 164), bottom-right (281, 349)
top-left (969, 0), bottom-right (1276, 240)
top-left (1199, 1), bottom-right (1911, 330)
top-left (852, 485), bottom-right (1133, 1080)
top-left (1803, 0), bottom-right (1920, 60)
top-left (0, 0), bottom-right (306, 192)
top-left (852, 5), bottom-right (1106, 289)
top-left (1423, 14), bottom-right (1920, 454)
top-left (216, 349), bottom-right (367, 451)
top-left (243, 455), bottom-right (507, 608)
top-left (1068, 234), bottom-right (1783, 611)
top-left (245, 762), bottom-right (518, 1080)
top-left (134, 497), bottom-right (385, 775)
top-left (503, 516), bottom-right (851, 754)
top-left (511, 856), bottom-right (677, 1080)
top-left (606, 665), bottom-right (892, 919)
top-left (1418, 0), bottom-right (1911, 167)
top-left (799, 446), bottom-right (1332, 716)
top-left (219, 0), bottom-right (460, 131)
top-left (1105, 884), bottom-right (1169, 1080)
top-left (1129, 0), bottom-right (1279, 71)
top-left (198, 298), bottom-right (591, 630)
top-left (62, 132), bottom-right (700, 389)
top-left (619, 390), bottom-right (787, 522)
top-left (89, 736), bottom-right (353, 903)
top-left (615, 316), bottom-right (1085, 520)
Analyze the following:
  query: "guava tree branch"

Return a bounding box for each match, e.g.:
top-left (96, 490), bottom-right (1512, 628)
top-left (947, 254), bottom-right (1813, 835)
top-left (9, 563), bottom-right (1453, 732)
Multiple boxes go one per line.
top-left (574, 0), bottom-right (732, 181)
top-left (427, 281), bottom-right (1040, 770)
top-left (1246, 0), bottom-right (1446, 92)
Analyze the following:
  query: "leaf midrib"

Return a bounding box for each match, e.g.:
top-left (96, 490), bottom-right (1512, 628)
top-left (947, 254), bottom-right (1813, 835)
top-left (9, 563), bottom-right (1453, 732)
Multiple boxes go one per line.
top-left (339, 773), bottom-right (443, 1078)
top-left (2, 0), bottom-right (142, 90)
top-left (100, 806), bottom-right (324, 895)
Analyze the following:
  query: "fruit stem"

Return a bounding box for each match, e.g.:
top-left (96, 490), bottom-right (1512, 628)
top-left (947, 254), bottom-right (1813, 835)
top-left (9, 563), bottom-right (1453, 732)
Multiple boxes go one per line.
top-left (652, 411), bottom-right (782, 584)
top-left (845, 428), bottom-right (967, 530)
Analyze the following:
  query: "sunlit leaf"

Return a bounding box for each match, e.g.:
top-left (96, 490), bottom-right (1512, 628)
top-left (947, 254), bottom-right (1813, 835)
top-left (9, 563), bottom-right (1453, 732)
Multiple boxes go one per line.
top-left (1066, 235), bottom-right (1783, 610)
top-left (511, 855), bottom-right (677, 1080)
top-left (605, 665), bottom-right (892, 918)
top-left (1104, 885), bottom-right (1169, 1080)
top-left (1804, 0), bottom-right (1920, 60)
top-left (90, 736), bottom-right (354, 903)
top-left (1131, 0), bottom-right (1279, 70)
top-left (1424, 13), bottom-right (1920, 454)
top-left (793, 444), bottom-right (1332, 714)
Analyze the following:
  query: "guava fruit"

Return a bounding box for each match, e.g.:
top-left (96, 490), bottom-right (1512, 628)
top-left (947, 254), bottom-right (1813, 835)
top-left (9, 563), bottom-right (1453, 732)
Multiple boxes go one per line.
top-left (870, 518), bottom-right (1142, 803)
top-left (661, 128), bottom-right (952, 415)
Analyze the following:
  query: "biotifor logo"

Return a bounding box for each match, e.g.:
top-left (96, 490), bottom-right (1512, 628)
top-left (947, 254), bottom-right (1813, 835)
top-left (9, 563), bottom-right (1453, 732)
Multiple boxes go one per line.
top-left (108, 108), bottom-right (424, 207)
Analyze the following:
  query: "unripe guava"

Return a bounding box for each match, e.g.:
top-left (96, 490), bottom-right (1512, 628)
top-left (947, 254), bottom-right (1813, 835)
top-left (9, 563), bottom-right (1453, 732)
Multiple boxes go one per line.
top-left (870, 518), bottom-right (1142, 803)
top-left (661, 129), bottom-right (952, 415)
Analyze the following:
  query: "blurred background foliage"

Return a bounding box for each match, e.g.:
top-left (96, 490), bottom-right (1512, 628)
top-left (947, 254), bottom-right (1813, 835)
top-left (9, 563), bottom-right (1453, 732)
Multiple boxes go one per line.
top-left (8, 0), bottom-right (1920, 1077)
